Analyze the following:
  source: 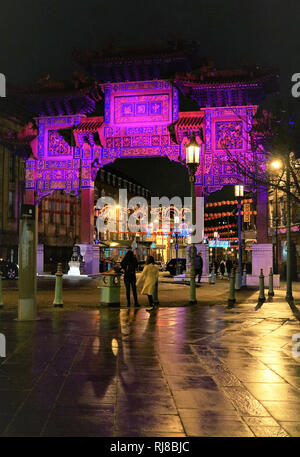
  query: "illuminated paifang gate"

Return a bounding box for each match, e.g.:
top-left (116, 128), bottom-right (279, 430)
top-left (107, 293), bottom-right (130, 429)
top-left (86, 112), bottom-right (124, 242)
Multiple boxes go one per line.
top-left (24, 51), bottom-right (276, 275)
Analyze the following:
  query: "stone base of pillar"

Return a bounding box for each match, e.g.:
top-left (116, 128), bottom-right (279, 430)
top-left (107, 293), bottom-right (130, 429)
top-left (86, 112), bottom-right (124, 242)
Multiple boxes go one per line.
top-left (37, 244), bottom-right (44, 275)
top-left (77, 244), bottom-right (100, 275)
top-left (252, 243), bottom-right (273, 277)
top-left (67, 261), bottom-right (81, 276)
top-left (246, 274), bottom-right (280, 288)
top-left (174, 273), bottom-right (211, 284)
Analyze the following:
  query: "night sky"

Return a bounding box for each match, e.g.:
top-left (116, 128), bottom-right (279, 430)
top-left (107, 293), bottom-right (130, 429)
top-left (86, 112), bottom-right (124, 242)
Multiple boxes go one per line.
top-left (1, 0), bottom-right (300, 196)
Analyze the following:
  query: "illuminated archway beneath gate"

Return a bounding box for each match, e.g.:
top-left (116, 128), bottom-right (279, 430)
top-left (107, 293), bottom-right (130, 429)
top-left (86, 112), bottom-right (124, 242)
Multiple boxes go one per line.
top-left (25, 79), bottom-right (269, 275)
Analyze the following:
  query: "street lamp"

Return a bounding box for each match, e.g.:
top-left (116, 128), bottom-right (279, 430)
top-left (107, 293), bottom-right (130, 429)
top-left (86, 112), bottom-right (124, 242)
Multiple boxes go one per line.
top-left (213, 231), bottom-right (218, 264)
top-left (170, 238), bottom-right (174, 260)
top-left (234, 184), bottom-right (244, 289)
top-left (270, 160), bottom-right (282, 274)
top-left (186, 134), bottom-right (201, 304)
top-left (174, 215), bottom-right (180, 275)
top-left (115, 204), bottom-right (120, 241)
top-left (270, 157), bottom-right (293, 303)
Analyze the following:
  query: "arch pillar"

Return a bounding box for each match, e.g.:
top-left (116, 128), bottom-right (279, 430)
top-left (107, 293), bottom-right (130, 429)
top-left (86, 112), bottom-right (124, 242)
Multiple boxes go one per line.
top-left (77, 144), bottom-right (99, 274)
top-left (80, 186), bottom-right (95, 244)
top-left (256, 186), bottom-right (269, 244)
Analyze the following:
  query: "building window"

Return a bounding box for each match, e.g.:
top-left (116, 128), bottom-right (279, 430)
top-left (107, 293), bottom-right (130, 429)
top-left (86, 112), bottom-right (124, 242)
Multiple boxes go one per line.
top-left (60, 202), bottom-right (64, 225)
top-left (9, 154), bottom-right (15, 182)
top-left (292, 202), bottom-right (300, 224)
top-left (70, 211), bottom-right (74, 226)
top-left (8, 191), bottom-right (15, 219)
top-left (49, 200), bottom-right (54, 224)
top-left (38, 203), bottom-right (43, 223)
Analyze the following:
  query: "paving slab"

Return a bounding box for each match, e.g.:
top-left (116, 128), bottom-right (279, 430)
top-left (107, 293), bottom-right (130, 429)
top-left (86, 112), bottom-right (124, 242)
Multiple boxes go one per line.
top-left (1, 298), bottom-right (300, 436)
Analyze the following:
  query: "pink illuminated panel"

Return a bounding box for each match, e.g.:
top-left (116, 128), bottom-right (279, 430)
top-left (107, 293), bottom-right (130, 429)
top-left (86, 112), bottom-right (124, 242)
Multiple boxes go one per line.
top-left (114, 94), bottom-right (170, 124)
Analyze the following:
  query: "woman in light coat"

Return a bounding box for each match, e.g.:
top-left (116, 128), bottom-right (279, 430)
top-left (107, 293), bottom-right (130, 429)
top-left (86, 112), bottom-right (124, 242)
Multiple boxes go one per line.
top-left (136, 255), bottom-right (159, 310)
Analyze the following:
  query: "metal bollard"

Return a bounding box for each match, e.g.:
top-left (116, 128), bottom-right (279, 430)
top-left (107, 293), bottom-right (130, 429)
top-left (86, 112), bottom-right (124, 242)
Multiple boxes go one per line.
top-left (0, 272), bottom-right (3, 308)
top-left (242, 265), bottom-right (247, 288)
top-left (228, 268), bottom-right (236, 307)
top-left (258, 268), bottom-right (266, 305)
top-left (53, 263), bottom-right (63, 308)
top-left (235, 268), bottom-right (240, 290)
top-left (210, 267), bottom-right (216, 284)
top-left (268, 267), bottom-right (274, 297)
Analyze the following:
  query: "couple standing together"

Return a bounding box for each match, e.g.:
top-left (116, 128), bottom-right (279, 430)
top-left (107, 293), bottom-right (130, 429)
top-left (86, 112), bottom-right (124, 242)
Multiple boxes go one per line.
top-left (121, 250), bottom-right (159, 311)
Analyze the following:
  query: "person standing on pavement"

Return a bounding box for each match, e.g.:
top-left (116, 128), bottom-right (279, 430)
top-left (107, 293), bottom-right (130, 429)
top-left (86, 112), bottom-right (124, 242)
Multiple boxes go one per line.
top-left (136, 255), bottom-right (159, 311)
top-left (214, 259), bottom-right (219, 277)
top-left (195, 252), bottom-right (203, 284)
top-left (121, 249), bottom-right (139, 307)
top-left (220, 259), bottom-right (226, 279)
top-left (226, 258), bottom-right (233, 279)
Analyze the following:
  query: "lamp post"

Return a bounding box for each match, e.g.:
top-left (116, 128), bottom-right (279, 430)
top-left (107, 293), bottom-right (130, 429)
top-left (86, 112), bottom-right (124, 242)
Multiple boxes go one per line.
top-left (170, 238), bottom-right (173, 260)
top-left (213, 231), bottom-right (218, 265)
top-left (271, 160), bottom-right (281, 274)
top-left (186, 134), bottom-right (201, 304)
top-left (274, 187), bottom-right (279, 274)
top-left (115, 204), bottom-right (120, 241)
top-left (234, 184), bottom-right (244, 289)
top-left (270, 158), bottom-right (293, 303)
top-left (174, 215), bottom-right (180, 275)
top-left (285, 156), bottom-right (294, 303)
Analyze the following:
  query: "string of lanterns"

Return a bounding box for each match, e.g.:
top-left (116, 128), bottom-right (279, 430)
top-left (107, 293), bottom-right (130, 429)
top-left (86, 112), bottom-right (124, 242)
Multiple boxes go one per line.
top-left (205, 199), bottom-right (253, 208)
top-left (205, 224), bottom-right (236, 231)
top-left (205, 210), bottom-right (257, 220)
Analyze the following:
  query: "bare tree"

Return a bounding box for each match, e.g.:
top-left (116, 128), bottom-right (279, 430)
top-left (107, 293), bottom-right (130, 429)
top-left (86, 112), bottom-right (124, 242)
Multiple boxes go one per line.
top-left (221, 105), bottom-right (300, 204)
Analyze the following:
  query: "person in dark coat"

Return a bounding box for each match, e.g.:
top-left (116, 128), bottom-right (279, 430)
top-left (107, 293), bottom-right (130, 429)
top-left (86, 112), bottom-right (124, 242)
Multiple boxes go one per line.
top-left (226, 258), bottom-right (233, 279)
top-left (195, 252), bottom-right (203, 283)
top-left (121, 249), bottom-right (139, 307)
top-left (220, 260), bottom-right (226, 279)
top-left (214, 260), bottom-right (219, 276)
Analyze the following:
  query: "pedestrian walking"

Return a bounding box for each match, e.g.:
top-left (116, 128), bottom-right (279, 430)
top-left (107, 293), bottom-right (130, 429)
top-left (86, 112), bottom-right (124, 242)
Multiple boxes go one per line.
top-left (226, 258), bottom-right (233, 280)
top-left (214, 259), bottom-right (219, 277)
top-left (136, 255), bottom-right (159, 311)
top-left (121, 249), bottom-right (139, 307)
top-left (195, 252), bottom-right (203, 284)
top-left (220, 260), bottom-right (226, 279)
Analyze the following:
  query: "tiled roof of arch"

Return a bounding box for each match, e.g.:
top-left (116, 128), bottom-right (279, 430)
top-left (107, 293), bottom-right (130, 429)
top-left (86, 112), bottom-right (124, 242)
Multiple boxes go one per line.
top-left (176, 112), bottom-right (204, 129)
top-left (73, 117), bottom-right (104, 133)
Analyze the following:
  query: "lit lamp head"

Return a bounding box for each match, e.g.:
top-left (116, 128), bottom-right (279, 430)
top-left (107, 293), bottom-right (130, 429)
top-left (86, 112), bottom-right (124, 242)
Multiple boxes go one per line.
top-left (234, 185), bottom-right (244, 197)
top-left (186, 134), bottom-right (201, 165)
top-left (271, 159), bottom-right (282, 170)
top-left (213, 231), bottom-right (218, 239)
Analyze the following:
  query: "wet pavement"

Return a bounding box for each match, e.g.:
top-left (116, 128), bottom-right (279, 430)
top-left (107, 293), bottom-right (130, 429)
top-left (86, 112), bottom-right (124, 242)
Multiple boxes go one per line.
top-left (0, 301), bottom-right (300, 437)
